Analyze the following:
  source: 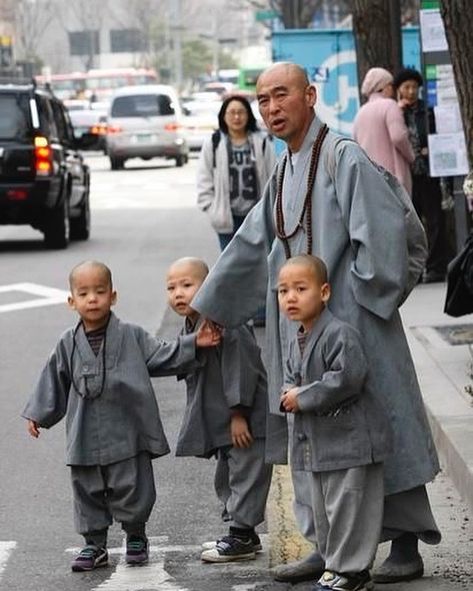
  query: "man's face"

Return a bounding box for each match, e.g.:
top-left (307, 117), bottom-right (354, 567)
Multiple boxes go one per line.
top-left (256, 66), bottom-right (316, 151)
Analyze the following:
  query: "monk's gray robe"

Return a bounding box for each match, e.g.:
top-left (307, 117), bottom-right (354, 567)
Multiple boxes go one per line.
top-left (192, 115), bottom-right (439, 496)
top-left (176, 322), bottom-right (267, 458)
top-left (22, 312), bottom-right (197, 466)
top-left (285, 309), bottom-right (391, 473)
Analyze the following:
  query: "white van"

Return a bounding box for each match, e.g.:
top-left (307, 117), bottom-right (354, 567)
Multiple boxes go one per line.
top-left (106, 85), bottom-right (189, 170)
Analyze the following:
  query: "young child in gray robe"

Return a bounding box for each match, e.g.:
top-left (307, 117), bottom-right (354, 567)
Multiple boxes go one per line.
top-left (278, 254), bottom-right (392, 591)
top-left (22, 260), bottom-right (220, 573)
top-left (166, 257), bottom-right (272, 563)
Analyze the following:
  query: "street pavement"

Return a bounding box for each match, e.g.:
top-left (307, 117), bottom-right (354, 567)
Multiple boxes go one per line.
top-left (0, 154), bottom-right (472, 590)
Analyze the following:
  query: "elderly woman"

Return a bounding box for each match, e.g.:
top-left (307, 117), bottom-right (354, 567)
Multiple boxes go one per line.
top-left (353, 67), bottom-right (415, 195)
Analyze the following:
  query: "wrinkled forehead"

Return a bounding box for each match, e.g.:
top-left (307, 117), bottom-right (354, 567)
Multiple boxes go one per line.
top-left (257, 65), bottom-right (307, 93)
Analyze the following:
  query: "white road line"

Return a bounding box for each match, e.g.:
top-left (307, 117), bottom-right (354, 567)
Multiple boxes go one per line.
top-left (0, 542), bottom-right (16, 580)
top-left (0, 283), bottom-right (68, 314)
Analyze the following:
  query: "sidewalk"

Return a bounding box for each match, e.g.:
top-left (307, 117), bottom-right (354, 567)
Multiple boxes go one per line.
top-left (266, 280), bottom-right (473, 569)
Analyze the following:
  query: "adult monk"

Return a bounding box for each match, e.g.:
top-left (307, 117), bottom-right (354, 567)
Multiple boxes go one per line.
top-left (191, 62), bottom-right (441, 586)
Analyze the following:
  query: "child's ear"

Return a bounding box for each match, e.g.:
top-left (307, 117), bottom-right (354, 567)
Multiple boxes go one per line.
top-left (67, 295), bottom-right (76, 310)
top-left (321, 282), bottom-right (331, 303)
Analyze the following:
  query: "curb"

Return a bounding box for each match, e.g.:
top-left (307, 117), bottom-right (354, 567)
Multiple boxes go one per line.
top-left (266, 466), bottom-right (312, 568)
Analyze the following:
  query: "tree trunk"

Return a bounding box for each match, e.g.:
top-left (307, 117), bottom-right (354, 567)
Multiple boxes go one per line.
top-left (352, 0), bottom-right (402, 99)
top-left (440, 0), bottom-right (473, 168)
top-left (271, 0), bottom-right (323, 29)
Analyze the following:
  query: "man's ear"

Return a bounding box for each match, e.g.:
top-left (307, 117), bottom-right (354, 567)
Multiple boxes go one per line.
top-left (67, 295), bottom-right (76, 310)
top-left (111, 291), bottom-right (117, 306)
top-left (306, 84), bottom-right (317, 108)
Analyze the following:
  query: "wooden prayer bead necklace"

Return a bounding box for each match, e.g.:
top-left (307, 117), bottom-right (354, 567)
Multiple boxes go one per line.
top-left (275, 123), bottom-right (329, 259)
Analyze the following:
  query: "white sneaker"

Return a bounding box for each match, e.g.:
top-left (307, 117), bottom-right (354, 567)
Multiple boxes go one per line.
top-left (201, 533), bottom-right (262, 552)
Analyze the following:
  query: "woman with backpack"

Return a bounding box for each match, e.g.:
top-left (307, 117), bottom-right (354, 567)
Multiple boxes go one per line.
top-left (197, 95), bottom-right (276, 251)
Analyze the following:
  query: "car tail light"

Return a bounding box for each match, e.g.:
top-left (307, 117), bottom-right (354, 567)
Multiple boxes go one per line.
top-left (34, 136), bottom-right (52, 176)
top-left (165, 123), bottom-right (181, 131)
top-left (6, 189), bottom-right (28, 201)
top-left (90, 124), bottom-right (108, 136)
top-left (107, 125), bottom-right (123, 135)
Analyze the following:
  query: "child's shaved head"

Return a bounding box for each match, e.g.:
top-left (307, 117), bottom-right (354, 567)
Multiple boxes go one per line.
top-left (280, 254), bottom-right (328, 284)
top-left (69, 260), bottom-right (113, 290)
top-left (167, 257), bottom-right (209, 282)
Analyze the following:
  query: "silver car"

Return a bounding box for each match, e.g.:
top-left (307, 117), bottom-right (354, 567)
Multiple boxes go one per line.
top-left (106, 85), bottom-right (189, 170)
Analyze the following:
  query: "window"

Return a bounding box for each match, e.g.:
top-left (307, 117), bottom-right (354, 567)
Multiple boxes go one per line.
top-left (69, 30), bottom-right (100, 56)
top-left (110, 29), bottom-right (145, 53)
top-left (0, 94), bottom-right (30, 140)
top-left (111, 94), bottom-right (175, 118)
top-left (37, 96), bottom-right (58, 139)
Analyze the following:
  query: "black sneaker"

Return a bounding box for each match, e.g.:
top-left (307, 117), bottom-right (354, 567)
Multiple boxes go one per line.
top-left (202, 532), bottom-right (262, 552)
top-left (200, 534), bottom-right (256, 563)
top-left (313, 570), bottom-right (373, 591)
top-left (71, 545), bottom-right (108, 572)
top-left (126, 535), bottom-right (149, 565)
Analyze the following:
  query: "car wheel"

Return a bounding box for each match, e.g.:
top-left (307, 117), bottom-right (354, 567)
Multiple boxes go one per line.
top-left (70, 191), bottom-right (90, 241)
top-left (44, 199), bottom-right (70, 249)
top-left (110, 156), bottom-right (125, 170)
top-left (175, 154), bottom-right (185, 167)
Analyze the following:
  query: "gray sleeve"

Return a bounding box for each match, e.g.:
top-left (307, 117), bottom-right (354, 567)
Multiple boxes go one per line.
top-left (196, 135), bottom-right (215, 212)
top-left (22, 342), bottom-right (71, 428)
top-left (335, 143), bottom-right (410, 319)
top-left (191, 177), bottom-right (277, 327)
top-left (140, 329), bottom-right (198, 377)
top-left (220, 328), bottom-right (259, 409)
top-left (297, 326), bottom-right (368, 414)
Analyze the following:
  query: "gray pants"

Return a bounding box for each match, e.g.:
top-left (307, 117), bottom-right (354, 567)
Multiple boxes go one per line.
top-left (308, 463), bottom-right (384, 573)
top-left (214, 439), bottom-right (273, 529)
top-left (70, 452), bottom-right (156, 546)
top-left (291, 464), bottom-right (441, 549)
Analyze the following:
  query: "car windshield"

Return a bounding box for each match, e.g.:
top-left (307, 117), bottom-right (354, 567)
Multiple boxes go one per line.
top-left (0, 94), bottom-right (30, 140)
top-left (111, 94), bottom-right (175, 118)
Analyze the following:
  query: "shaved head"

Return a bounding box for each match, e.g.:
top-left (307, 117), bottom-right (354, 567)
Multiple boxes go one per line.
top-left (167, 257), bottom-right (209, 282)
top-left (257, 62), bottom-right (310, 90)
top-left (69, 260), bottom-right (112, 290)
top-left (280, 254), bottom-right (328, 285)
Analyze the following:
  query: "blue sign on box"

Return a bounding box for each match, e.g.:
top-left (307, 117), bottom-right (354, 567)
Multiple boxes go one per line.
top-left (272, 28), bottom-right (420, 136)
top-left (426, 80), bottom-right (438, 107)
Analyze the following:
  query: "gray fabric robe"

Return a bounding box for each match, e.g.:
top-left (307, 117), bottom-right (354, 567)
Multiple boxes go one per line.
top-left (285, 308), bottom-right (391, 472)
top-left (22, 312), bottom-right (197, 466)
top-left (192, 115), bottom-right (440, 495)
top-left (176, 322), bottom-right (267, 458)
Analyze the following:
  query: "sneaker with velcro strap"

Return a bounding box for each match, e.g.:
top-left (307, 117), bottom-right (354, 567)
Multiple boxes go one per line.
top-left (126, 535), bottom-right (149, 565)
top-left (71, 545), bottom-right (108, 572)
top-left (201, 534), bottom-right (256, 563)
top-left (313, 569), bottom-right (373, 591)
top-left (201, 532), bottom-right (262, 552)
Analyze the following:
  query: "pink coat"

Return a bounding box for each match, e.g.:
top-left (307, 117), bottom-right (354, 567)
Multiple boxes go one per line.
top-left (353, 94), bottom-right (415, 195)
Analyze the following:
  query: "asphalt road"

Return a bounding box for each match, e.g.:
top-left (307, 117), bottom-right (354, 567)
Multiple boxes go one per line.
top-left (0, 154), bottom-right (472, 591)
top-left (0, 155), bottom-right (275, 591)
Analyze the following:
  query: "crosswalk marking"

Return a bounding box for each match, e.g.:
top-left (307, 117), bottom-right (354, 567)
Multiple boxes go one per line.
top-left (65, 534), bottom-right (269, 590)
top-left (0, 282), bottom-right (68, 313)
top-left (0, 542), bottom-right (16, 581)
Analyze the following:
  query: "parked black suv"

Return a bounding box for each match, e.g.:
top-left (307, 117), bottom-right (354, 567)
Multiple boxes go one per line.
top-left (0, 80), bottom-right (90, 248)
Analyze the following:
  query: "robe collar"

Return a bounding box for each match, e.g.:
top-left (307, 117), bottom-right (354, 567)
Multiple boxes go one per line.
top-left (74, 311), bottom-right (122, 365)
top-left (299, 307), bottom-right (333, 369)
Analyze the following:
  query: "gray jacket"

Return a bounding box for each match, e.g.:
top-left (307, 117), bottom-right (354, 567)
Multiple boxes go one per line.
top-left (22, 313), bottom-right (197, 466)
top-left (196, 130), bottom-right (277, 233)
top-left (285, 309), bottom-right (392, 473)
top-left (176, 322), bottom-right (267, 458)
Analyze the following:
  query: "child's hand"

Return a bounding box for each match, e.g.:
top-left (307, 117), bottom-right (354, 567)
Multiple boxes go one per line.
top-left (27, 419), bottom-right (40, 438)
top-left (280, 388), bottom-right (300, 413)
top-left (195, 320), bottom-right (222, 348)
top-left (230, 413), bottom-right (254, 448)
